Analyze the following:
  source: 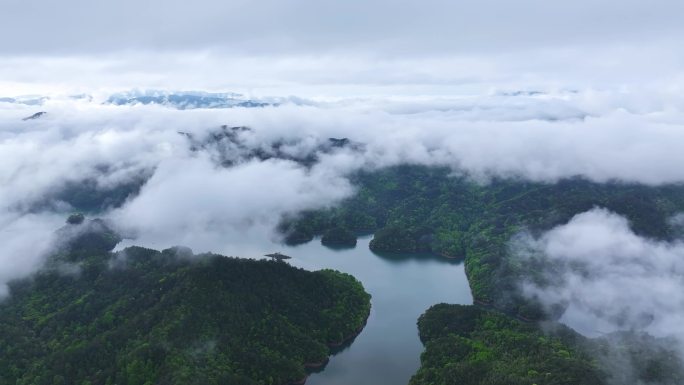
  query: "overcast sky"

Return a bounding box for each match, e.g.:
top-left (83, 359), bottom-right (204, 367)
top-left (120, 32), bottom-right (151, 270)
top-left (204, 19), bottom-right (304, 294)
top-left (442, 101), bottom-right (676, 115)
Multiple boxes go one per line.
top-left (4, 0), bottom-right (684, 54)
top-left (2, 0), bottom-right (684, 95)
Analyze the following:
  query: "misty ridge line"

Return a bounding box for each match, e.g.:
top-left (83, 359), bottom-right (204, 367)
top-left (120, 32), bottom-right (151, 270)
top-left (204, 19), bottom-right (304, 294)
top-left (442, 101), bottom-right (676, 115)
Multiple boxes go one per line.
top-left (1, 89), bottom-right (684, 281)
top-left (1, 90), bottom-right (684, 326)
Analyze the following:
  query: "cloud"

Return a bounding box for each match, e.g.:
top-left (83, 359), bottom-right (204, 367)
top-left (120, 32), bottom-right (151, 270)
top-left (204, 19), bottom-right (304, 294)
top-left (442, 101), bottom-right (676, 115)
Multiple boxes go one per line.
top-left (1, 85), bottom-right (684, 294)
top-left (2, 46), bottom-right (684, 98)
top-left (110, 154), bottom-right (354, 252)
top-left (517, 208), bottom-right (684, 340)
top-left (514, 208), bottom-right (684, 382)
top-left (0, 212), bottom-right (63, 298)
top-left (2, 1), bottom-right (683, 99)
top-left (2, 1), bottom-right (684, 56)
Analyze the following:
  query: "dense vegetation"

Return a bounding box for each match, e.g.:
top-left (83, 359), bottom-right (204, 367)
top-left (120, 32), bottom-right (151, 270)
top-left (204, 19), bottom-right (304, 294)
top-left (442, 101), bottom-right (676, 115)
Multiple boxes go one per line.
top-left (13, 162), bottom-right (684, 385)
top-left (281, 165), bottom-right (684, 319)
top-left (0, 219), bottom-right (371, 385)
top-left (39, 175), bottom-right (150, 213)
top-left (320, 227), bottom-right (357, 248)
top-left (411, 304), bottom-right (605, 385)
top-left (411, 304), bottom-right (684, 385)
top-left (279, 164), bottom-right (684, 384)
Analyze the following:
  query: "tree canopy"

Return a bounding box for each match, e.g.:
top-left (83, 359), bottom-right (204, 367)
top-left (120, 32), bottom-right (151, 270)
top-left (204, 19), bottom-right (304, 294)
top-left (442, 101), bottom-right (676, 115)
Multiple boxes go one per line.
top-left (0, 221), bottom-right (371, 385)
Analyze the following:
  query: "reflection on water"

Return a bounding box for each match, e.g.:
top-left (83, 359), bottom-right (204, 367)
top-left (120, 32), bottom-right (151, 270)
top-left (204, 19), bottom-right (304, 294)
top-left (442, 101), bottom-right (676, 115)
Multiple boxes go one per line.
top-left (370, 248), bottom-right (464, 265)
top-left (281, 236), bottom-right (472, 385)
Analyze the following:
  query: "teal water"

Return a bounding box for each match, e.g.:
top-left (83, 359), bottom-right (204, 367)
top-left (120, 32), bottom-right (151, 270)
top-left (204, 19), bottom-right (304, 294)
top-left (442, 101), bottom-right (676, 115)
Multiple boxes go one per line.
top-left (280, 235), bottom-right (473, 385)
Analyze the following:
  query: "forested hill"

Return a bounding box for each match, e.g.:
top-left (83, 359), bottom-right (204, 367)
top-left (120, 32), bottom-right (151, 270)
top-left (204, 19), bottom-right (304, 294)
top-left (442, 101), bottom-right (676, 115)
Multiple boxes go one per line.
top-left (279, 165), bottom-right (684, 384)
top-left (410, 304), bottom-right (606, 385)
top-left (410, 304), bottom-right (684, 385)
top-left (0, 219), bottom-right (371, 385)
top-left (280, 165), bottom-right (684, 319)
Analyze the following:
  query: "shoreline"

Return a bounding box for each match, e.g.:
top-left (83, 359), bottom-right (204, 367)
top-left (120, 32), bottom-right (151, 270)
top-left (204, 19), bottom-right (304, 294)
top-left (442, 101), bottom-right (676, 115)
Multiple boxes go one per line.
top-left (290, 306), bottom-right (371, 385)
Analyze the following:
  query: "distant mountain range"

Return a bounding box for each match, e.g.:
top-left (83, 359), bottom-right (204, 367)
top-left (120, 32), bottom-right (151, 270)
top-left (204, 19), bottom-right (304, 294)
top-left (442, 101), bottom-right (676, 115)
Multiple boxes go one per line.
top-left (0, 95), bottom-right (48, 106)
top-left (105, 90), bottom-right (275, 109)
top-left (0, 90), bottom-right (283, 110)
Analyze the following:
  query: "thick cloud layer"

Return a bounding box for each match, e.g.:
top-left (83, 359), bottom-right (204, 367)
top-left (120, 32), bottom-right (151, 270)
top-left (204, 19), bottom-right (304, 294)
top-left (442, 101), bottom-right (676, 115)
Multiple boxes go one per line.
top-left (0, 213), bottom-right (63, 297)
top-left (1, 89), bottom-right (684, 296)
top-left (111, 155), bottom-right (353, 250)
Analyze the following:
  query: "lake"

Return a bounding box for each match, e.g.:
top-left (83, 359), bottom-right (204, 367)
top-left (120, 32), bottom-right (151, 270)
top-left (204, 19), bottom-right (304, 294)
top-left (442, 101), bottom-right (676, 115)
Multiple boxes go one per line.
top-left (281, 235), bottom-right (472, 385)
top-left (116, 233), bottom-right (472, 384)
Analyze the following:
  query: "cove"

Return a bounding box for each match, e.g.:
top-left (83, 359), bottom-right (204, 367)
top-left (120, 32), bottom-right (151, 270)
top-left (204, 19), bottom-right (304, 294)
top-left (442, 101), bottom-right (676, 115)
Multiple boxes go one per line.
top-left (281, 235), bottom-right (473, 385)
top-left (115, 233), bottom-right (473, 384)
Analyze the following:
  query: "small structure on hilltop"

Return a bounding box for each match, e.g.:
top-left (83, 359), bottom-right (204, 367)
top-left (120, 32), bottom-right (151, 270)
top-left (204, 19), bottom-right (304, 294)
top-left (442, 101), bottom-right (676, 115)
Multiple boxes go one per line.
top-left (265, 252), bottom-right (292, 261)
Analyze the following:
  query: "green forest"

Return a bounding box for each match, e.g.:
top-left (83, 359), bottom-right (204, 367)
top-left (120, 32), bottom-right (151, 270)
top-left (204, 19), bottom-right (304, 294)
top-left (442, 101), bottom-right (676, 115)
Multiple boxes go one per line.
top-left (281, 165), bottom-right (684, 319)
top-left (0, 219), bottom-right (371, 385)
top-left (320, 227), bottom-right (357, 248)
top-left (410, 304), bottom-right (684, 385)
top-left (280, 165), bottom-right (684, 383)
top-left (8, 164), bottom-right (684, 385)
top-left (410, 304), bottom-right (604, 385)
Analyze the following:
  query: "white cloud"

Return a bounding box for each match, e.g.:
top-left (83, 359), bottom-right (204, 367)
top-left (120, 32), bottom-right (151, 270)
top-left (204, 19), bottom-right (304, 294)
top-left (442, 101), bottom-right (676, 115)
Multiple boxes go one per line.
top-left (110, 154), bottom-right (354, 252)
top-left (2, 85), bottom-right (684, 296)
top-left (518, 208), bottom-right (684, 340)
top-left (0, 212), bottom-right (63, 298)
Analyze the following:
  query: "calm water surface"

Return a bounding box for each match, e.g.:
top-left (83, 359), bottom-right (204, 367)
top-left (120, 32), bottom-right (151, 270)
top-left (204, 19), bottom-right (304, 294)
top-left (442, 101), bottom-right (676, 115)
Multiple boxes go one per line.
top-left (280, 235), bottom-right (472, 385)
